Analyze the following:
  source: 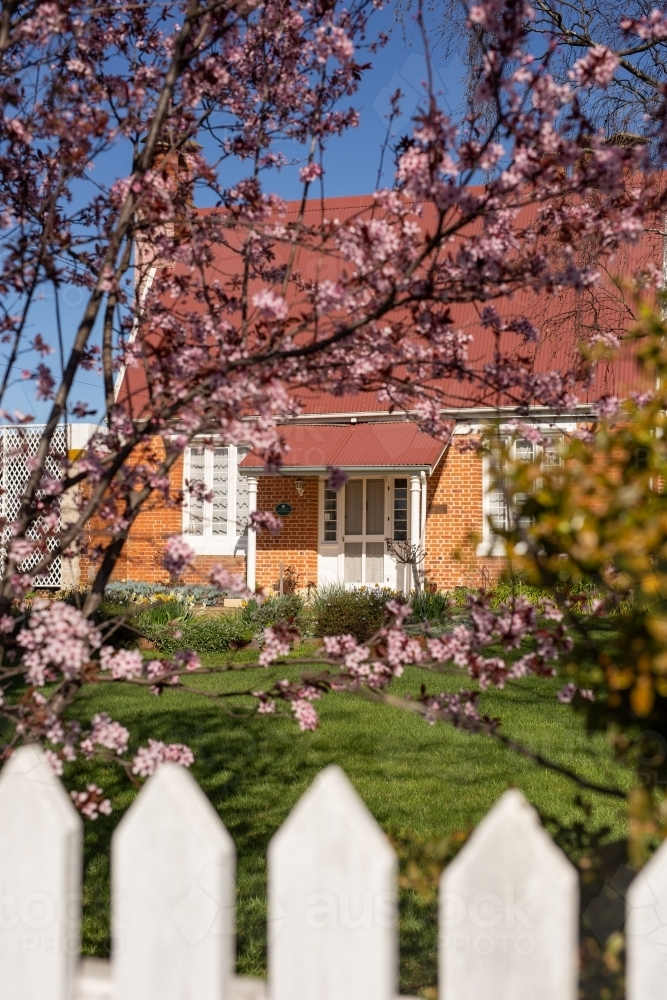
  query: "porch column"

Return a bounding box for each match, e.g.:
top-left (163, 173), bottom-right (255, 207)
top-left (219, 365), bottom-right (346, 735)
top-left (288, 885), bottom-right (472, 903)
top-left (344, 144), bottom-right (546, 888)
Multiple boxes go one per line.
top-left (246, 475), bottom-right (258, 593)
top-left (420, 471), bottom-right (427, 586)
top-left (410, 474), bottom-right (421, 548)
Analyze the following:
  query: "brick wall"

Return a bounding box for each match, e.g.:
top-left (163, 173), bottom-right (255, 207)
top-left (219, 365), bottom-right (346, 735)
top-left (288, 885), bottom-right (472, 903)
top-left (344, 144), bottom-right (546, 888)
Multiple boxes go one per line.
top-left (80, 434), bottom-right (504, 592)
top-left (423, 438), bottom-right (503, 591)
top-left (81, 444), bottom-right (247, 586)
top-left (256, 476), bottom-right (319, 592)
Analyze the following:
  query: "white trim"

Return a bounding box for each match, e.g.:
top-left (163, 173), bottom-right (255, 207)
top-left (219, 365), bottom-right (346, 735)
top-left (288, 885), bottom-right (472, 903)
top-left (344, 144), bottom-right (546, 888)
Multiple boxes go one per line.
top-left (287, 405), bottom-right (598, 425)
top-left (67, 423), bottom-right (100, 451)
top-left (246, 476), bottom-right (258, 592)
top-left (240, 464), bottom-right (434, 477)
top-left (113, 265), bottom-right (157, 402)
top-left (477, 445), bottom-right (507, 557)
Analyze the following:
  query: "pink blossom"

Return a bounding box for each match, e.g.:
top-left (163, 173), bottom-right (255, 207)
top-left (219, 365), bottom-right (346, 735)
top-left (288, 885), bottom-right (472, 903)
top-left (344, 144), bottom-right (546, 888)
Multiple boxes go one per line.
top-left (291, 699), bottom-right (319, 731)
top-left (571, 46), bottom-right (619, 88)
top-left (385, 599), bottom-right (411, 626)
top-left (87, 713), bottom-right (130, 755)
top-left (252, 289), bottom-right (288, 321)
top-left (70, 784), bottom-right (113, 820)
top-left (11, 574), bottom-right (34, 597)
top-left (621, 10), bottom-right (667, 39)
top-left (250, 510), bottom-right (282, 535)
top-left (593, 396), bottom-right (620, 419)
top-left (44, 750), bottom-right (64, 776)
top-left (255, 694), bottom-right (277, 714)
top-left (540, 600), bottom-right (564, 622)
top-left (299, 163), bottom-right (323, 183)
top-left (208, 564), bottom-right (249, 595)
top-left (163, 537), bottom-right (195, 578)
top-left (173, 649), bottom-right (201, 672)
top-left (557, 683), bottom-right (577, 704)
top-left (8, 538), bottom-right (37, 562)
top-left (326, 466), bottom-right (348, 492)
top-left (131, 739), bottom-right (195, 777)
top-left (17, 602), bottom-right (102, 686)
top-left (99, 647), bottom-right (143, 680)
top-left (323, 633), bottom-right (360, 657)
top-left (259, 625), bottom-right (293, 666)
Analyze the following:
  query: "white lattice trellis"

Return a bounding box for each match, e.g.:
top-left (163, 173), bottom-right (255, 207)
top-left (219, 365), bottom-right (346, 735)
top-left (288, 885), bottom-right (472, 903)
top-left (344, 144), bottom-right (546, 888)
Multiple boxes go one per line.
top-left (0, 424), bottom-right (66, 588)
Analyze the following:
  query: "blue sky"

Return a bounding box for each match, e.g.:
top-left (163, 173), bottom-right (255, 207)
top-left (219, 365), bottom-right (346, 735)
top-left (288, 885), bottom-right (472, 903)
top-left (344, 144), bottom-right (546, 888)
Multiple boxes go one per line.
top-left (10, 5), bottom-right (465, 423)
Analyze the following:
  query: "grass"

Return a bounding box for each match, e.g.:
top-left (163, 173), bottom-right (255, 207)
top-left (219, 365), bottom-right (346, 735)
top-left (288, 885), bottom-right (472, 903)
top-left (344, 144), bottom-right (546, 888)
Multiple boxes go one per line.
top-left (62, 632), bottom-right (635, 997)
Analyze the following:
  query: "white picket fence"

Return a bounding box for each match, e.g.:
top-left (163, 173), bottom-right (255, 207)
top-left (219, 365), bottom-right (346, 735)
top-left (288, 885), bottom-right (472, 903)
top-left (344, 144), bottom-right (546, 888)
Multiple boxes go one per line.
top-left (0, 747), bottom-right (666, 1000)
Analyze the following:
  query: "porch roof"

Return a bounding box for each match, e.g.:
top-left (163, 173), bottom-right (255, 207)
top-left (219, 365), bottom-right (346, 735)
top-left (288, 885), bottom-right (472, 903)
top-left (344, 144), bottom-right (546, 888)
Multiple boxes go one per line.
top-left (239, 422), bottom-right (450, 475)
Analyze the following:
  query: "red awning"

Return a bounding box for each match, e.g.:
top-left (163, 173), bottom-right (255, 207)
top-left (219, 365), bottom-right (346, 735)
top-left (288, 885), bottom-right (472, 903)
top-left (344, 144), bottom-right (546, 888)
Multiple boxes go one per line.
top-left (239, 422), bottom-right (450, 475)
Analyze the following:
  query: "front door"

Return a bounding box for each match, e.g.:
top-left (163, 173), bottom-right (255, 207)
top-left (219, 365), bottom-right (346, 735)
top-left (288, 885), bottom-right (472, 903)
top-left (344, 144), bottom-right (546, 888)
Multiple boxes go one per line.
top-left (343, 478), bottom-right (386, 585)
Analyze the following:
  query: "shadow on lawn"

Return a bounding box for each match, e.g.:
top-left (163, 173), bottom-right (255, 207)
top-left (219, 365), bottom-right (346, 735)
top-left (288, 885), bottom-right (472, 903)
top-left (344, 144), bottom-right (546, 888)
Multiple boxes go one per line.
top-left (74, 700), bottom-right (443, 993)
top-left (70, 686), bottom-right (628, 998)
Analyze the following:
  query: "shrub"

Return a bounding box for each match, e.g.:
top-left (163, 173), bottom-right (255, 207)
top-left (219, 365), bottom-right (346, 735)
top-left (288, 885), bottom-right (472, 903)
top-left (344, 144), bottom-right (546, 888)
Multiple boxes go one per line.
top-left (409, 590), bottom-right (451, 625)
top-left (138, 611), bottom-right (255, 655)
top-left (312, 584), bottom-right (397, 643)
top-left (105, 581), bottom-right (221, 606)
top-left (489, 572), bottom-right (595, 609)
top-left (241, 594), bottom-right (311, 635)
top-left (132, 599), bottom-right (193, 628)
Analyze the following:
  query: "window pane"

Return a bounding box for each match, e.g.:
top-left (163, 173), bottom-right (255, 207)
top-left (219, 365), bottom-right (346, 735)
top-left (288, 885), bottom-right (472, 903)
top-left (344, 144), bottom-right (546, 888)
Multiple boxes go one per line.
top-left (488, 487), bottom-right (508, 532)
top-left (393, 478), bottom-right (408, 541)
top-left (515, 438), bottom-right (535, 463)
top-left (236, 447), bottom-right (250, 532)
top-left (365, 542), bottom-right (384, 583)
top-left (212, 447), bottom-right (229, 535)
top-left (187, 447), bottom-right (205, 535)
top-left (515, 438), bottom-right (536, 529)
top-left (366, 479), bottom-right (384, 535)
top-left (345, 480), bottom-right (363, 535)
top-left (542, 436), bottom-right (563, 483)
top-left (344, 542), bottom-right (362, 583)
top-left (488, 443), bottom-right (507, 533)
top-left (323, 488), bottom-right (337, 542)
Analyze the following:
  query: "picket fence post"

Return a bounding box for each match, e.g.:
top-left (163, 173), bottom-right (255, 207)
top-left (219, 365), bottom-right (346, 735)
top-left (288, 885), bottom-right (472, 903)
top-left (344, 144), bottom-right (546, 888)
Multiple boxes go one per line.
top-left (626, 835), bottom-right (667, 1000)
top-left (0, 744), bottom-right (82, 1000)
top-left (10, 751), bottom-right (667, 1000)
top-left (268, 764), bottom-right (397, 1000)
top-left (112, 762), bottom-right (235, 1000)
top-left (439, 788), bottom-right (578, 1000)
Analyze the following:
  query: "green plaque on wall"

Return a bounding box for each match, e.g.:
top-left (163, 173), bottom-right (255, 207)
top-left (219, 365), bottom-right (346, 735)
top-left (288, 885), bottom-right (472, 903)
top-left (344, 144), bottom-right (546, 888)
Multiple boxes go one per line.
top-left (275, 502), bottom-right (292, 516)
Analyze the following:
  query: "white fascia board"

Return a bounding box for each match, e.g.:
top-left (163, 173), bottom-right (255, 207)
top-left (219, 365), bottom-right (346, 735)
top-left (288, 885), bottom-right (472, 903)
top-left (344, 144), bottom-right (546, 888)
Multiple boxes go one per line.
top-left (288, 404), bottom-right (596, 425)
top-left (238, 465), bottom-right (435, 477)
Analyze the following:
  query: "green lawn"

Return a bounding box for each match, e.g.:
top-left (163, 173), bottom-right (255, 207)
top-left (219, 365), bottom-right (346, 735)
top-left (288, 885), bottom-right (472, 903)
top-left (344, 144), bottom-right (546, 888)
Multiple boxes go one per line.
top-left (63, 639), bottom-right (635, 997)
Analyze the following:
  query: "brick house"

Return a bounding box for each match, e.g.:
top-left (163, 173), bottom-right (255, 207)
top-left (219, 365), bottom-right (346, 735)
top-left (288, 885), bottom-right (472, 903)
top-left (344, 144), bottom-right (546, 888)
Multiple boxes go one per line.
top-left (78, 194), bottom-right (660, 595)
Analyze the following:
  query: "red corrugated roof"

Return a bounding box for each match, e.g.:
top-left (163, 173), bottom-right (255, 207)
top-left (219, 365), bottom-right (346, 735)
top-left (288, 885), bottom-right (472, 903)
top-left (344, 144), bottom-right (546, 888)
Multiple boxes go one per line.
top-left (119, 188), bottom-right (662, 416)
top-left (239, 421), bottom-right (449, 472)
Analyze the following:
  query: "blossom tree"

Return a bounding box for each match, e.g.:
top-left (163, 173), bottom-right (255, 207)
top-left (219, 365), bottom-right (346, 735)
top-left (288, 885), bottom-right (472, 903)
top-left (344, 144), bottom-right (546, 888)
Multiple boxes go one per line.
top-left (0, 0), bottom-right (664, 810)
top-left (412, 0), bottom-right (667, 140)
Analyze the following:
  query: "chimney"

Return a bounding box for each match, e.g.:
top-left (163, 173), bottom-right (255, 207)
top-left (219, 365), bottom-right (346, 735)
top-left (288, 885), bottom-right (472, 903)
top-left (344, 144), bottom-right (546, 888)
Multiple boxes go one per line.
top-left (133, 130), bottom-right (202, 300)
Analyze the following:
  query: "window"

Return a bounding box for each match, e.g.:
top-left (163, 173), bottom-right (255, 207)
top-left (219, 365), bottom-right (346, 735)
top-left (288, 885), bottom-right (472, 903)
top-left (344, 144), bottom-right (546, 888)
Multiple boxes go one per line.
top-left (323, 488), bottom-right (338, 542)
top-left (235, 447), bottom-right (250, 531)
top-left (481, 433), bottom-right (563, 553)
top-left (184, 443), bottom-right (249, 551)
top-left (211, 447), bottom-right (228, 535)
top-left (393, 478), bottom-right (408, 540)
